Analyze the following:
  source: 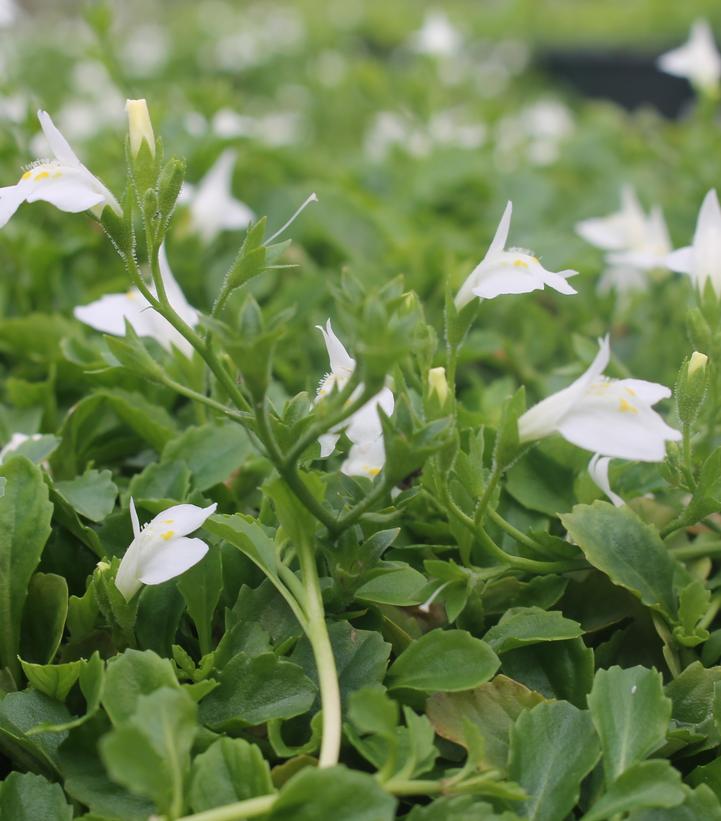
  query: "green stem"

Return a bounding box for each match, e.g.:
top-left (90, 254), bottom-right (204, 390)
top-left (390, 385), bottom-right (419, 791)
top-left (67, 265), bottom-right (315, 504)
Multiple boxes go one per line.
top-left (487, 508), bottom-right (544, 552)
top-left (443, 487), bottom-right (584, 573)
top-left (334, 475), bottom-right (393, 532)
top-left (474, 467), bottom-right (501, 527)
top-left (159, 374), bottom-right (251, 424)
top-left (177, 794), bottom-right (276, 821)
top-left (670, 540), bottom-right (721, 560)
top-left (700, 593), bottom-right (721, 631)
top-left (254, 399), bottom-right (339, 532)
top-left (296, 533), bottom-right (341, 769)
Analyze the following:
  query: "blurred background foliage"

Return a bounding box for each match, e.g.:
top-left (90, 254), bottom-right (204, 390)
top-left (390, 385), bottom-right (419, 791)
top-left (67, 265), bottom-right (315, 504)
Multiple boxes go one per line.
top-left (0, 0), bottom-right (716, 405)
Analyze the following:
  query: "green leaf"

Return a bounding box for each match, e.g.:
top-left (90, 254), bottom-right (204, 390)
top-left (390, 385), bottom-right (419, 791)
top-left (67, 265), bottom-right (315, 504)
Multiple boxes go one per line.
top-left (0, 456), bottom-right (53, 682)
top-left (291, 621), bottom-right (391, 709)
top-left (20, 572), bottom-right (68, 664)
top-left (587, 665), bottom-right (672, 785)
top-left (427, 675), bottom-right (546, 771)
top-left (268, 764), bottom-right (396, 821)
top-left (101, 649), bottom-right (179, 725)
top-left (0, 771), bottom-right (72, 820)
top-left (484, 607), bottom-right (583, 653)
top-left (177, 546), bottom-right (223, 656)
top-left (501, 638), bottom-right (594, 708)
top-left (161, 422), bottom-right (253, 491)
top-left (199, 652), bottom-right (317, 730)
top-left (666, 662), bottom-right (721, 745)
top-left (54, 468), bottom-right (118, 522)
top-left (387, 629), bottom-right (500, 693)
top-left (20, 659), bottom-right (83, 701)
top-left (204, 514), bottom-right (279, 581)
top-left (100, 687), bottom-right (197, 818)
top-left (406, 795), bottom-right (522, 820)
top-left (0, 689), bottom-right (71, 776)
top-left (561, 502), bottom-right (679, 620)
top-left (127, 459), bottom-right (191, 504)
top-left (582, 760), bottom-right (685, 821)
top-left (189, 737), bottom-right (274, 813)
top-left (355, 565), bottom-right (429, 606)
top-left (30, 652), bottom-right (105, 733)
top-left (1, 434), bottom-right (59, 465)
top-left (509, 701), bottom-right (600, 821)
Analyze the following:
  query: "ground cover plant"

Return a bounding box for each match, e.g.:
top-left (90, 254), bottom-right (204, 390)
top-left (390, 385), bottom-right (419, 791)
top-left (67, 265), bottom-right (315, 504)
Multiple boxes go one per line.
top-left (5, 1), bottom-right (721, 819)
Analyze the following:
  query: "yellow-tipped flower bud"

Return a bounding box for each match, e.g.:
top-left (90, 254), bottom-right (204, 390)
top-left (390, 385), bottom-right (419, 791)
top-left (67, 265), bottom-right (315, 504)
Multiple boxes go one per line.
top-left (428, 366), bottom-right (450, 406)
top-left (126, 99), bottom-right (155, 159)
top-left (676, 351), bottom-right (709, 425)
top-left (689, 351), bottom-right (709, 376)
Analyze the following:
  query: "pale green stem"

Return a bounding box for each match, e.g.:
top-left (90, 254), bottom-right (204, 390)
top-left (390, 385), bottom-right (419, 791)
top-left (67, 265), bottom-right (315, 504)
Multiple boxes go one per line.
top-left (176, 794), bottom-right (276, 821)
top-left (296, 532), bottom-right (341, 769)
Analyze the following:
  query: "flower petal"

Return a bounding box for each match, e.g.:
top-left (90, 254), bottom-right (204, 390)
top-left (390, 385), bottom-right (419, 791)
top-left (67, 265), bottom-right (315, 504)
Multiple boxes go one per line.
top-left (487, 200), bottom-right (512, 258)
top-left (137, 536), bottom-right (209, 586)
top-left (588, 454), bottom-right (624, 507)
top-left (74, 291), bottom-right (154, 337)
top-left (557, 400), bottom-right (680, 461)
top-left (316, 319), bottom-right (355, 374)
top-left (37, 109), bottom-right (82, 166)
top-left (518, 336), bottom-right (611, 442)
top-left (341, 437), bottom-right (386, 478)
top-left (615, 379), bottom-right (671, 405)
top-left (0, 182), bottom-right (30, 228)
top-left (27, 177), bottom-right (106, 212)
top-left (345, 386), bottom-right (394, 443)
top-left (148, 502), bottom-right (217, 539)
top-left (115, 538), bottom-right (142, 601)
top-left (129, 497), bottom-right (141, 539)
top-left (666, 246), bottom-right (694, 275)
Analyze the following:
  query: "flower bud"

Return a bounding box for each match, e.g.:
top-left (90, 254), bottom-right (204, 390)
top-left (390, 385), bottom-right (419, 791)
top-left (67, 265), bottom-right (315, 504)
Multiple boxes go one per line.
top-left (428, 367), bottom-right (450, 406)
top-left (157, 157), bottom-right (186, 219)
top-left (676, 351), bottom-right (709, 425)
top-left (126, 99), bottom-right (155, 159)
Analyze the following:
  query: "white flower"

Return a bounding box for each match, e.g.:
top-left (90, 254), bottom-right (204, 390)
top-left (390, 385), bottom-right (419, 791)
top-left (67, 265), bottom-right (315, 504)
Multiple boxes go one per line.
top-left (410, 11), bottom-right (461, 57)
top-left (518, 336), bottom-right (681, 461)
top-left (74, 244), bottom-right (199, 356)
top-left (576, 186), bottom-right (671, 293)
top-left (455, 201), bottom-right (578, 308)
top-left (666, 189), bottom-right (721, 296)
top-left (315, 320), bottom-right (394, 479)
top-left (179, 149), bottom-right (254, 242)
top-left (657, 20), bottom-right (721, 94)
top-left (0, 110), bottom-right (121, 228)
top-left (115, 498), bottom-right (217, 601)
top-left (588, 454), bottom-right (624, 507)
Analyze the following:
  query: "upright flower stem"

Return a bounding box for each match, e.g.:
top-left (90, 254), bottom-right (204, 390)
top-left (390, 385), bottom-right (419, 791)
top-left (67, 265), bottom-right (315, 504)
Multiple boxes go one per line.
top-left (296, 531), bottom-right (342, 769)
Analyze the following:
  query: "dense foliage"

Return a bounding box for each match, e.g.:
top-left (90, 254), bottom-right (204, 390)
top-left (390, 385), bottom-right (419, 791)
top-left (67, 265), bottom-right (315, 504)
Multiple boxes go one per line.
top-left (3, 2), bottom-right (721, 820)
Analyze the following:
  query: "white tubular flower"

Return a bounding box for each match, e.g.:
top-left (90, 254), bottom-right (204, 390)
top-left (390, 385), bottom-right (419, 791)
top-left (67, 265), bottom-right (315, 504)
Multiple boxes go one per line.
top-left (588, 454), bottom-right (624, 507)
top-left (518, 336), bottom-right (681, 461)
top-left (410, 11), bottom-right (461, 57)
top-left (454, 201), bottom-right (578, 308)
top-left (179, 149), bottom-right (254, 242)
top-left (74, 244), bottom-right (199, 356)
top-left (115, 497), bottom-right (217, 601)
top-left (0, 110), bottom-right (121, 228)
top-left (577, 187), bottom-right (671, 294)
top-left (667, 189), bottom-right (721, 296)
top-left (657, 20), bottom-right (721, 94)
top-left (576, 187), bottom-right (671, 267)
top-left (315, 319), bottom-right (394, 479)
top-left (126, 99), bottom-right (155, 158)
